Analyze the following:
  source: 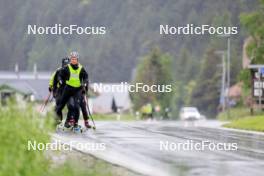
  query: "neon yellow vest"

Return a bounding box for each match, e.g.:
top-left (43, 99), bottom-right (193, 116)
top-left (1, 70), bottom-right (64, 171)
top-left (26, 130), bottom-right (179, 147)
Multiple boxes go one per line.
top-left (49, 68), bottom-right (61, 88)
top-left (66, 64), bottom-right (82, 88)
top-left (49, 71), bottom-right (56, 88)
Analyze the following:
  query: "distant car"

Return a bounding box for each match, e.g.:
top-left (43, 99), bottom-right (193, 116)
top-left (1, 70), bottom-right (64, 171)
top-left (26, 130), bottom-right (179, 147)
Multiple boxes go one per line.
top-left (179, 107), bottom-right (201, 120)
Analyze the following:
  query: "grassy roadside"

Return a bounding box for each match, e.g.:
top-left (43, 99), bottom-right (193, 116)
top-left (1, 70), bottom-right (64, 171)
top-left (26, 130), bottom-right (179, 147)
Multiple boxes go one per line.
top-left (223, 116), bottom-right (264, 132)
top-left (92, 113), bottom-right (136, 121)
top-left (52, 147), bottom-right (140, 176)
top-left (217, 107), bottom-right (254, 121)
top-left (0, 105), bottom-right (50, 176)
top-left (217, 107), bottom-right (264, 132)
top-left (0, 104), bottom-right (115, 176)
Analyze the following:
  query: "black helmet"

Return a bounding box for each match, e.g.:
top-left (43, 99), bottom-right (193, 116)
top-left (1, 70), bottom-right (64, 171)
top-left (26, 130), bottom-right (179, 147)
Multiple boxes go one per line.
top-left (61, 57), bottom-right (70, 67)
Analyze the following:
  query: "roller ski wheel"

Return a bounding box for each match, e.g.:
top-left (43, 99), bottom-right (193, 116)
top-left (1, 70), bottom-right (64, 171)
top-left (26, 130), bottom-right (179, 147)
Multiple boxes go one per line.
top-left (63, 126), bottom-right (73, 132)
top-left (73, 125), bottom-right (83, 133)
top-left (56, 123), bottom-right (65, 133)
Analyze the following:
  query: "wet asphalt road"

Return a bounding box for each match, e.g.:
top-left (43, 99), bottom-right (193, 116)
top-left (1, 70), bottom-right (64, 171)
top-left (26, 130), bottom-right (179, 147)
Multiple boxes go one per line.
top-left (53, 120), bottom-right (264, 176)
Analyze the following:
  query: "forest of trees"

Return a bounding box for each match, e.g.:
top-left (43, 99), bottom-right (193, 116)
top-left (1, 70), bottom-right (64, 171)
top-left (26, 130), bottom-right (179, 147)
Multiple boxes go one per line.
top-left (0, 0), bottom-right (260, 117)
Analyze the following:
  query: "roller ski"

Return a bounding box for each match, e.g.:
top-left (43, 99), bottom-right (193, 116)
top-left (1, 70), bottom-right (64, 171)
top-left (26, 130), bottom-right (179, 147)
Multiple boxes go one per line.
top-left (56, 122), bottom-right (73, 133)
top-left (84, 120), bottom-right (92, 129)
top-left (80, 120), bottom-right (94, 132)
top-left (56, 118), bottom-right (83, 133)
top-left (56, 123), bottom-right (84, 133)
top-left (72, 124), bottom-right (84, 133)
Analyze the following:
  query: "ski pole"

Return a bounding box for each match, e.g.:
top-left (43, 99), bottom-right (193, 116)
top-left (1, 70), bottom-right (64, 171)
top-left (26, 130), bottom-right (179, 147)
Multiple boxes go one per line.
top-left (84, 94), bottom-right (96, 130)
top-left (39, 92), bottom-right (52, 112)
top-left (40, 92), bottom-right (51, 112)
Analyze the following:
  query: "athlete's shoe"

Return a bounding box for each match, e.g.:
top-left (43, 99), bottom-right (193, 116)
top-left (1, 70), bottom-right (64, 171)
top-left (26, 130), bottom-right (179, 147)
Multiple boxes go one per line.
top-left (84, 120), bottom-right (92, 128)
top-left (64, 122), bottom-right (72, 129)
top-left (69, 118), bottom-right (75, 126)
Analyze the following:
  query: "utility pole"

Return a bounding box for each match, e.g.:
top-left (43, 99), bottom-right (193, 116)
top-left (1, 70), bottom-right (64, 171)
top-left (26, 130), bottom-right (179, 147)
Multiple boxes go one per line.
top-left (227, 36), bottom-right (231, 118)
top-left (222, 53), bottom-right (226, 112)
top-left (217, 35), bottom-right (231, 118)
top-left (215, 51), bottom-right (226, 112)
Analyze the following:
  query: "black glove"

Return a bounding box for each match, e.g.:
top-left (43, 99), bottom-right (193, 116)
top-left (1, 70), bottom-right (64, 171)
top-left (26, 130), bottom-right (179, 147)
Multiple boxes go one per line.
top-left (48, 87), bottom-right (52, 92)
top-left (81, 84), bottom-right (87, 95)
top-left (53, 92), bottom-right (57, 98)
top-left (52, 88), bottom-right (57, 98)
top-left (81, 88), bottom-right (86, 95)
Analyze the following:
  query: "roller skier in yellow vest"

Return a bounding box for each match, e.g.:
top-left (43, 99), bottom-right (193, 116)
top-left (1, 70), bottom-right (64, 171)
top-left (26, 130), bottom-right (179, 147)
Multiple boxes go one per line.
top-left (55, 51), bottom-right (91, 129)
top-left (49, 57), bottom-right (81, 128)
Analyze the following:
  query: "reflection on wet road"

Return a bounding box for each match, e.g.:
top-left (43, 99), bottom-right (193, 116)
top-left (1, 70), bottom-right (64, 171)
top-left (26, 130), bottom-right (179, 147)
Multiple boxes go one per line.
top-left (53, 120), bottom-right (264, 176)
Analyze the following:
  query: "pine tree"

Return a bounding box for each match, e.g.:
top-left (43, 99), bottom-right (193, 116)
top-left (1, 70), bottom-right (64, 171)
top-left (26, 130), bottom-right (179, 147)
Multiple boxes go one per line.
top-left (131, 47), bottom-right (173, 111)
